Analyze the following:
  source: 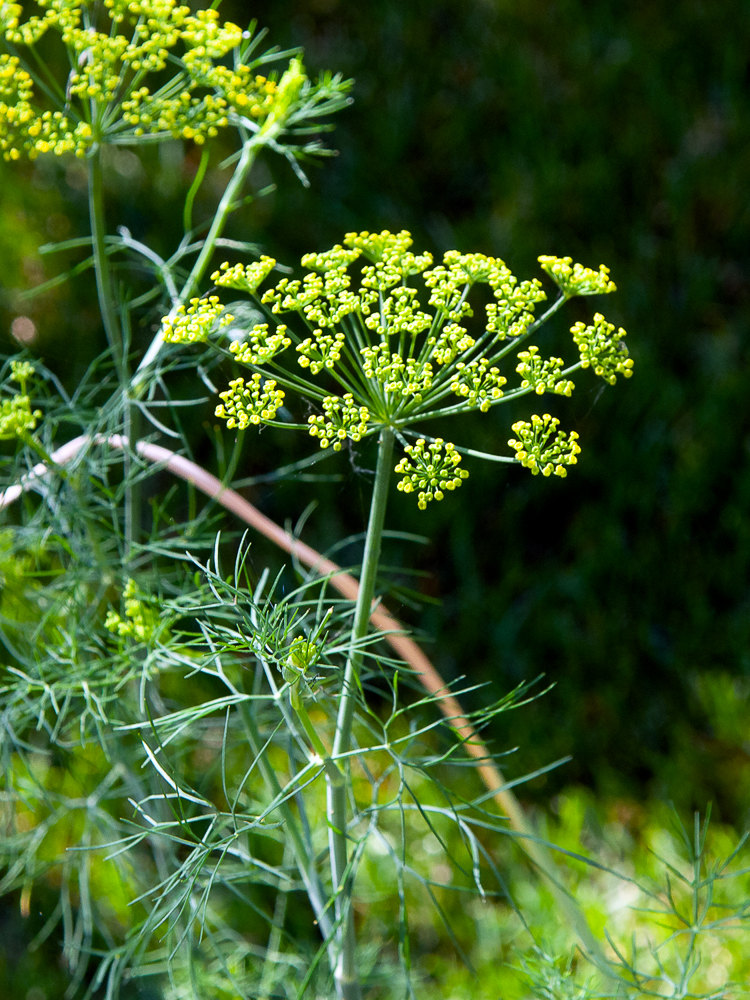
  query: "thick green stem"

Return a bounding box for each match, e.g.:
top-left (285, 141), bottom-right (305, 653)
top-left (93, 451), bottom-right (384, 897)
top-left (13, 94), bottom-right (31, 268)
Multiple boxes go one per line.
top-left (180, 137), bottom-right (259, 304)
top-left (333, 427), bottom-right (395, 756)
top-left (88, 150), bottom-right (123, 377)
top-left (327, 426), bottom-right (395, 1000)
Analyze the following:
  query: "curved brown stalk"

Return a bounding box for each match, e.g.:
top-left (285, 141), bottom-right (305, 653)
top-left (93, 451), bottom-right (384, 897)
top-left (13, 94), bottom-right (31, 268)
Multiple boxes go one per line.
top-left (0, 434), bottom-right (611, 970)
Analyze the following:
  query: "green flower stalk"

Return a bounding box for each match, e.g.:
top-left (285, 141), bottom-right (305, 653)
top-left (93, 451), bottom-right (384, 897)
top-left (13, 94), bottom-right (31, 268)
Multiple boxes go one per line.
top-left (164, 228), bottom-right (634, 997)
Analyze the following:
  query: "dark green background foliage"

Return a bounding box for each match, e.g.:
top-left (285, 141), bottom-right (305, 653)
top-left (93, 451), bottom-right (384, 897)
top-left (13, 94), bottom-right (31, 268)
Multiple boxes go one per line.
top-left (3, 0), bottom-right (750, 828)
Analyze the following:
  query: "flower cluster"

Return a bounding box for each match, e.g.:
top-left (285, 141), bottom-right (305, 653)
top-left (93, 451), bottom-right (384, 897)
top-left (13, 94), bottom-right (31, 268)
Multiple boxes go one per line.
top-left (570, 313), bottom-right (633, 385)
top-left (0, 394), bottom-right (41, 439)
top-left (212, 257), bottom-right (278, 295)
top-left (344, 230), bottom-right (417, 265)
top-left (507, 414), bottom-right (581, 477)
top-left (515, 346), bottom-right (575, 397)
top-left (104, 579), bottom-right (157, 642)
top-left (0, 53), bottom-right (92, 160)
top-left (485, 275), bottom-right (547, 340)
top-left (215, 375), bottom-right (284, 429)
top-left (360, 345), bottom-right (434, 401)
top-left (0, 360), bottom-right (41, 439)
top-left (282, 635), bottom-right (320, 708)
top-left (427, 322), bottom-right (476, 366)
top-left (297, 330), bottom-right (346, 374)
top-left (10, 359), bottom-right (34, 385)
top-left (307, 394), bottom-right (370, 451)
top-left (263, 262), bottom-right (364, 329)
top-left (395, 438), bottom-right (469, 509)
top-left (283, 636), bottom-right (319, 684)
top-left (230, 324), bottom-right (291, 365)
top-left (263, 272), bottom-right (327, 316)
top-left (1, 2), bottom-right (315, 158)
top-left (449, 358), bottom-right (507, 411)
top-left (538, 255), bottom-right (617, 298)
top-left (188, 231), bottom-right (630, 507)
top-left (302, 246), bottom-right (361, 272)
top-left (365, 285), bottom-right (432, 339)
top-left (162, 296), bottom-right (233, 344)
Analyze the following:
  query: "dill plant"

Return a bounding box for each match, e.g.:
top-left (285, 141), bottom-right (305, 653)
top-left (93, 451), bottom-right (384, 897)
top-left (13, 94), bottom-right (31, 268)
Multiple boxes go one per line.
top-left (1, 3), bottom-right (749, 1000)
top-left (153, 227), bottom-right (635, 997)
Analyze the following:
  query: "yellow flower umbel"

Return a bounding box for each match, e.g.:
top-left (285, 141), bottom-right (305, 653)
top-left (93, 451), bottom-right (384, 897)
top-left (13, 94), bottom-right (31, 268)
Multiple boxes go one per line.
top-left (395, 438), bottom-right (469, 509)
top-left (538, 255), bottom-right (617, 298)
top-left (571, 313), bottom-right (634, 385)
top-left (169, 230), bottom-right (632, 508)
top-left (215, 375), bottom-right (285, 429)
top-left (0, 360), bottom-right (42, 440)
top-left (104, 579), bottom-right (159, 642)
top-left (212, 257), bottom-right (278, 295)
top-left (507, 414), bottom-right (581, 477)
top-left (0, 2), bottom-right (343, 159)
top-left (449, 357), bottom-right (507, 410)
top-left (230, 325), bottom-right (291, 365)
top-left (308, 394), bottom-right (370, 451)
top-left (515, 346), bottom-right (575, 397)
top-left (161, 297), bottom-right (233, 344)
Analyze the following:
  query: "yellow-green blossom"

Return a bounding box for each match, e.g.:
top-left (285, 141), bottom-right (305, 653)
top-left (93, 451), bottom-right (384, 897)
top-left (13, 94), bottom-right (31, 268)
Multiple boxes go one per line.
top-left (215, 375), bottom-right (285, 429)
top-left (0, 359), bottom-right (41, 439)
top-left (507, 414), bottom-right (581, 477)
top-left (343, 229), bottom-right (415, 264)
top-left (360, 345), bottom-right (433, 401)
top-left (297, 330), bottom-right (346, 374)
top-left (186, 231), bottom-right (630, 509)
top-left (449, 358), bottom-right (507, 411)
top-left (262, 263), bottom-right (364, 329)
top-left (395, 438), bottom-right (469, 510)
top-left (284, 635), bottom-right (319, 684)
top-left (212, 257), bottom-right (278, 295)
top-left (0, 53), bottom-right (92, 160)
top-left (364, 285), bottom-right (432, 339)
top-left (427, 321), bottom-right (476, 365)
top-left (440, 249), bottom-right (510, 286)
top-left (0, 394), bottom-right (41, 439)
top-left (230, 324), bottom-right (291, 365)
top-left (282, 634), bottom-right (320, 708)
top-left (104, 579), bottom-right (158, 641)
top-left (538, 255), bottom-right (617, 297)
top-left (161, 296), bottom-right (233, 344)
top-left (570, 313), bottom-right (633, 384)
top-left (485, 275), bottom-right (547, 341)
top-left (263, 272), bottom-right (324, 315)
top-left (10, 359), bottom-right (34, 385)
top-left (0, 1), bottom-right (313, 158)
top-left (307, 394), bottom-right (370, 451)
top-left (515, 346), bottom-right (575, 397)
top-left (301, 245), bottom-right (361, 272)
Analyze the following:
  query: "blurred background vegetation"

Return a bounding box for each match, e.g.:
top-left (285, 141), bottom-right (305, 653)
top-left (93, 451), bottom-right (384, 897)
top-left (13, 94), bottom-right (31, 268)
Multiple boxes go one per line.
top-left (1, 0), bottom-right (750, 994)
